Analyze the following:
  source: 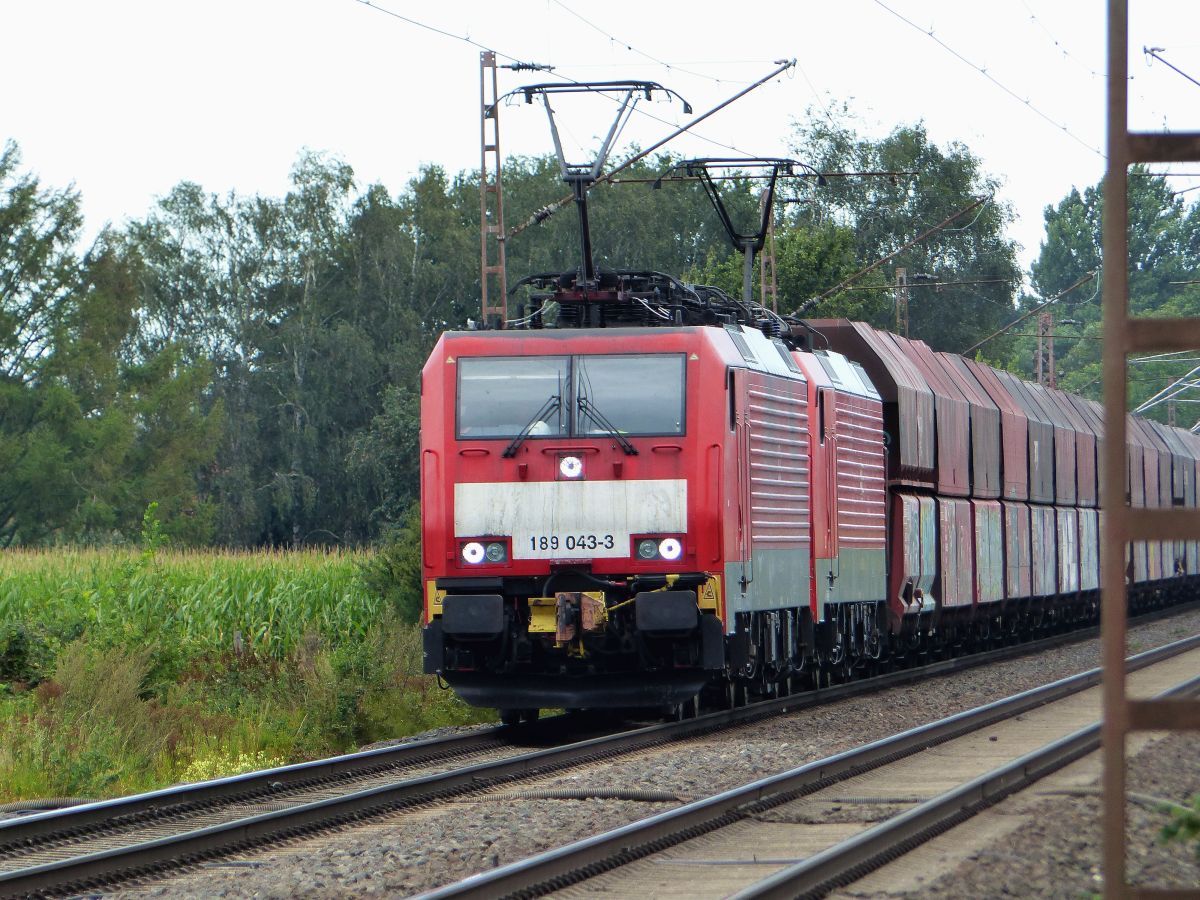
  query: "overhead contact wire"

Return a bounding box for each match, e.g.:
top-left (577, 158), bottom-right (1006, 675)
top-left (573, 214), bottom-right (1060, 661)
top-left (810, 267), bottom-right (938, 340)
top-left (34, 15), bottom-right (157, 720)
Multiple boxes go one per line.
top-left (872, 0), bottom-right (1104, 159)
top-left (351, 0), bottom-right (763, 173)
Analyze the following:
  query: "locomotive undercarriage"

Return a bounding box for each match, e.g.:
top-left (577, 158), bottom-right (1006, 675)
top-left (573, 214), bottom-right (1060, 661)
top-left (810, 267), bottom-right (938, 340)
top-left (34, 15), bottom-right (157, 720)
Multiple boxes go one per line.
top-left (426, 571), bottom-right (1196, 720)
top-left (426, 571), bottom-right (727, 717)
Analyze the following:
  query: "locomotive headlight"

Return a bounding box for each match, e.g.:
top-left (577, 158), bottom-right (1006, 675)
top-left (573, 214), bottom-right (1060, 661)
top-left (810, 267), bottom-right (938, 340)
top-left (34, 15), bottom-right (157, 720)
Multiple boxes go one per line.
top-left (636, 539), bottom-right (659, 560)
top-left (461, 542), bottom-right (486, 564)
top-left (658, 538), bottom-right (683, 561)
top-left (559, 455), bottom-right (583, 479)
top-left (485, 541), bottom-right (507, 563)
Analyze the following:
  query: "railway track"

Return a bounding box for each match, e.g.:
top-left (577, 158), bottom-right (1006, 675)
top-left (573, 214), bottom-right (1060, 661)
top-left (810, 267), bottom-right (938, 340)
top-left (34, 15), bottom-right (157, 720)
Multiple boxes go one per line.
top-left (0, 606), bottom-right (1194, 899)
top-left (418, 634), bottom-right (1200, 899)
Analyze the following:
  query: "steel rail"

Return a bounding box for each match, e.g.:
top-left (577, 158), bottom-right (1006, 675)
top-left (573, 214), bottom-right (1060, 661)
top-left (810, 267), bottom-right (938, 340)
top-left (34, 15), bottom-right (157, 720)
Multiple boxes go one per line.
top-left (416, 633), bottom-right (1200, 900)
top-left (0, 724), bottom-right (519, 843)
top-left (1, 603), bottom-right (1195, 898)
top-left (733, 670), bottom-right (1200, 899)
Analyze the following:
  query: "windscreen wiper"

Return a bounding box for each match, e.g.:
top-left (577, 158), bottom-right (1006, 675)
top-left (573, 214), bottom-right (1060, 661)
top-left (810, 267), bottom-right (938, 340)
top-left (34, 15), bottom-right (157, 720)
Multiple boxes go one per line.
top-left (577, 396), bottom-right (638, 456)
top-left (502, 395), bottom-right (561, 458)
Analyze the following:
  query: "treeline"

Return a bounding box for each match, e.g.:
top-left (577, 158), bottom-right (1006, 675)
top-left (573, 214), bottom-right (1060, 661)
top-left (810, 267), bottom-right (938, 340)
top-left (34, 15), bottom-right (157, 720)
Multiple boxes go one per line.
top-left (2, 109), bottom-right (1196, 548)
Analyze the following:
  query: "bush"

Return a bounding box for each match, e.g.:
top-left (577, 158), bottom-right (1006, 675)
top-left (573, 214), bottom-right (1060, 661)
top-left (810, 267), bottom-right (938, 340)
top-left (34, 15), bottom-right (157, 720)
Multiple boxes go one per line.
top-left (0, 546), bottom-right (492, 804)
top-left (0, 639), bottom-right (182, 798)
top-left (358, 501), bottom-right (424, 624)
top-left (0, 622), bottom-right (56, 684)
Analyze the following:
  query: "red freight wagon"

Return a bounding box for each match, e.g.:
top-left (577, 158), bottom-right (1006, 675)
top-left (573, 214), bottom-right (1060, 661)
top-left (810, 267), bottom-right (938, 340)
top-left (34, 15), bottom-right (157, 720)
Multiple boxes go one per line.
top-left (1026, 381), bottom-right (1076, 507)
top-left (993, 369), bottom-right (1056, 504)
top-left (1126, 415), bottom-right (1150, 583)
top-left (1030, 503), bottom-right (1058, 596)
top-left (1057, 507), bottom-right (1080, 595)
top-left (1130, 415), bottom-right (1166, 581)
top-left (937, 497), bottom-right (974, 608)
top-left (964, 360), bottom-right (1029, 502)
top-left (1044, 388), bottom-right (1095, 507)
top-left (1138, 418), bottom-right (1175, 579)
top-left (898, 336), bottom-right (970, 497)
top-left (1003, 501), bottom-right (1033, 599)
top-left (1060, 392), bottom-right (1100, 508)
top-left (972, 499), bottom-right (1004, 603)
top-left (1025, 383), bottom-right (1075, 506)
top-left (937, 353), bottom-right (1002, 499)
top-left (806, 320), bottom-right (934, 489)
top-left (1079, 507), bottom-right (1100, 591)
top-left (890, 493), bottom-right (937, 625)
top-left (1149, 421), bottom-right (1192, 576)
top-left (1185, 430), bottom-right (1200, 573)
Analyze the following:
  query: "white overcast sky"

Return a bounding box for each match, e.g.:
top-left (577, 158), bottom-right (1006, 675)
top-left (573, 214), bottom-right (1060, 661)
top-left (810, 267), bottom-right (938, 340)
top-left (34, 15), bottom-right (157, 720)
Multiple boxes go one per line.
top-left (3, 1), bottom-right (1199, 281)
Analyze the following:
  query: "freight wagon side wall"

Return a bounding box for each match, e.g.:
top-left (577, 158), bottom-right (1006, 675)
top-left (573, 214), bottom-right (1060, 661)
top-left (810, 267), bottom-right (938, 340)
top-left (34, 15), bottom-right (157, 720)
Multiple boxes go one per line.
top-left (901, 337), bottom-right (970, 497)
top-left (1079, 507), bottom-right (1100, 591)
top-left (1062, 393), bottom-right (1099, 508)
top-left (806, 320), bottom-right (935, 488)
top-left (1003, 501), bottom-right (1033, 599)
top-left (1030, 504), bottom-right (1057, 597)
top-left (996, 370), bottom-right (1056, 504)
top-left (936, 497), bottom-right (974, 608)
top-left (965, 360), bottom-right (1029, 502)
top-left (1056, 507), bottom-right (1080, 594)
top-left (1028, 382), bottom-right (1077, 507)
top-left (972, 499), bottom-right (1004, 603)
top-left (939, 353), bottom-right (1002, 499)
top-left (888, 493), bottom-right (936, 627)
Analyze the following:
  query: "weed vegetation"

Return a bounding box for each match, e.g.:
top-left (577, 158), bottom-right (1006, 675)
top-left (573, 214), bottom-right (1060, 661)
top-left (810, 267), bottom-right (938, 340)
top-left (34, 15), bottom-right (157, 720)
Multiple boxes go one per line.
top-left (0, 525), bottom-right (490, 803)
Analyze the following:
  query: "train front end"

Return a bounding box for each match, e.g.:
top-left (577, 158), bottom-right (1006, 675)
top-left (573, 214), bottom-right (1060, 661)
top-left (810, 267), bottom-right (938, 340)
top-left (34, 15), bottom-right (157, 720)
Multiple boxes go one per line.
top-left (420, 326), bottom-right (731, 716)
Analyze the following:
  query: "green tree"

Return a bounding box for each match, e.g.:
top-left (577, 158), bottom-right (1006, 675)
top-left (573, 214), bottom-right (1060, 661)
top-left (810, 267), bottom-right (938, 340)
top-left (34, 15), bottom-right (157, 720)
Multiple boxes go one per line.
top-left (1022, 168), bottom-right (1200, 413)
top-left (0, 142), bottom-right (219, 545)
top-left (788, 110), bottom-right (1022, 353)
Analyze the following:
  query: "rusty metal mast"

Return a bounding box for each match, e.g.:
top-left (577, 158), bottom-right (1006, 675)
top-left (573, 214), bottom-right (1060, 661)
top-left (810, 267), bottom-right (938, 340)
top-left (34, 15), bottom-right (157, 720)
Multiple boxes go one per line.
top-left (758, 188), bottom-right (779, 312)
top-left (479, 51), bottom-right (507, 329)
top-left (894, 268), bottom-right (909, 338)
top-left (1102, 3), bottom-right (1200, 896)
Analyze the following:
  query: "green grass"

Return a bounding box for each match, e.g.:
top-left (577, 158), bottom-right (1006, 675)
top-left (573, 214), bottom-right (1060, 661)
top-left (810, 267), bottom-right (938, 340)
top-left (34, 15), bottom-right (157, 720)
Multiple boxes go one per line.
top-left (0, 546), bottom-right (491, 804)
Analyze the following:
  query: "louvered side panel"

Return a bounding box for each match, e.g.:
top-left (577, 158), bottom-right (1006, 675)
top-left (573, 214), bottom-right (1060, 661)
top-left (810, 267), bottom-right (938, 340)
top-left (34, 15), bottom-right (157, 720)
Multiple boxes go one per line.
top-left (835, 396), bottom-right (887, 551)
top-left (746, 379), bottom-right (810, 550)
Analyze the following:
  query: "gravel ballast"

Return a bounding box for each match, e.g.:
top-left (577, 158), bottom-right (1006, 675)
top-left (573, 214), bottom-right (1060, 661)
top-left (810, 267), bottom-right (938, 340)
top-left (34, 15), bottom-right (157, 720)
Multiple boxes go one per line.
top-left (125, 610), bottom-right (1200, 898)
top-left (832, 730), bottom-right (1200, 898)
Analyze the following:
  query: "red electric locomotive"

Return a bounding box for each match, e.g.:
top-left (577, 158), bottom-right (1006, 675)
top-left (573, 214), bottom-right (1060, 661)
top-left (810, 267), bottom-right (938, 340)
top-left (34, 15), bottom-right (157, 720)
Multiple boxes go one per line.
top-left (419, 303), bottom-right (891, 718)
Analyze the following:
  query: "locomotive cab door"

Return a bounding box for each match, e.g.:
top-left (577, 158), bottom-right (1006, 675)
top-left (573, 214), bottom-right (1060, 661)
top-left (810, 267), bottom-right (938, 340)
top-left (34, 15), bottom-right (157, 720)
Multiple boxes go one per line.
top-left (815, 387), bottom-right (840, 604)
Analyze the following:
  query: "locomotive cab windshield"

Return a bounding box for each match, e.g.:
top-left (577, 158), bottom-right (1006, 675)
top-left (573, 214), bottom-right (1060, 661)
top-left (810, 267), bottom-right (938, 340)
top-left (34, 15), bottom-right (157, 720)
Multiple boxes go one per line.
top-left (456, 352), bottom-right (686, 439)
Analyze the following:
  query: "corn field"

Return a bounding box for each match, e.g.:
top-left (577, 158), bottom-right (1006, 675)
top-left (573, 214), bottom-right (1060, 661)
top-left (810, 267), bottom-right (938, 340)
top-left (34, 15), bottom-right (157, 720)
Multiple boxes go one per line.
top-left (0, 548), bottom-right (383, 659)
